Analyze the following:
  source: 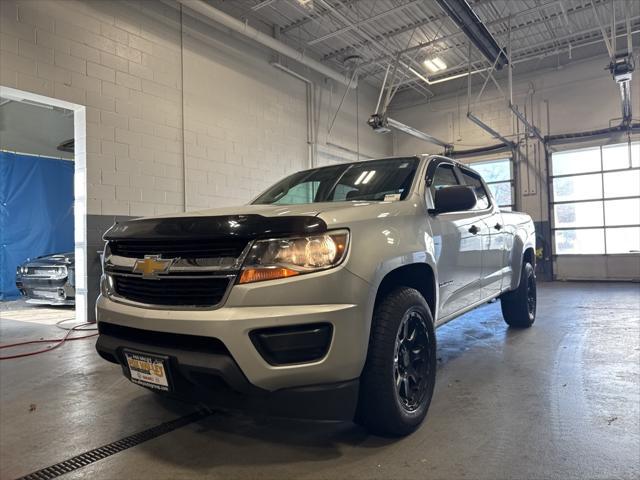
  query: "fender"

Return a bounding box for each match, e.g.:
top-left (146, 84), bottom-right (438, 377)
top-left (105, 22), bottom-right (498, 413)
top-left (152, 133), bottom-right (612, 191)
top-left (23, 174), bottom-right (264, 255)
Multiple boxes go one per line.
top-left (353, 252), bottom-right (439, 354)
top-left (509, 224), bottom-right (536, 291)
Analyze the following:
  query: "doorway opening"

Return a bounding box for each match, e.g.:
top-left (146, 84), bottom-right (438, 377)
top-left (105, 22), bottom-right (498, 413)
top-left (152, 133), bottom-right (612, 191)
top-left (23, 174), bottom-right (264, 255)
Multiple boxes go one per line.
top-left (0, 86), bottom-right (88, 324)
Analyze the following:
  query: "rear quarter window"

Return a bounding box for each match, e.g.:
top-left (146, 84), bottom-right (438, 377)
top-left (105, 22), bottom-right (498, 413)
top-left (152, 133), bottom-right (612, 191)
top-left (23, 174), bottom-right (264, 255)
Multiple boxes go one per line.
top-left (459, 169), bottom-right (490, 210)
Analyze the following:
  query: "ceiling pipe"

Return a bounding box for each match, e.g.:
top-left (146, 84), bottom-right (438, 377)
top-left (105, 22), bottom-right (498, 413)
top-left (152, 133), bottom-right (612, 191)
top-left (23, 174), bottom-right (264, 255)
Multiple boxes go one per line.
top-left (435, 0), bottom-right (508, 69)
top-left (177, 0), bottom-right (355, 88)
top-left (270, 62), bottom-right (317, 168)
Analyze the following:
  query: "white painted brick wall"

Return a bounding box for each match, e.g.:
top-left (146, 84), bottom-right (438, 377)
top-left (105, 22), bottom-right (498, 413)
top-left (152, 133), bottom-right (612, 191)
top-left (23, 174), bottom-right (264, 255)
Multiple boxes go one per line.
top-left (1, 0), bottom-right (391, 217)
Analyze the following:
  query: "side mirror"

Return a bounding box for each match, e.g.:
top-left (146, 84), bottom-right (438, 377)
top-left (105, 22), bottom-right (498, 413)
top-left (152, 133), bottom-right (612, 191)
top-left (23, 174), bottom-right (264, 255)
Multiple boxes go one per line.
top-left (433, 185), bottom-right (477, 214)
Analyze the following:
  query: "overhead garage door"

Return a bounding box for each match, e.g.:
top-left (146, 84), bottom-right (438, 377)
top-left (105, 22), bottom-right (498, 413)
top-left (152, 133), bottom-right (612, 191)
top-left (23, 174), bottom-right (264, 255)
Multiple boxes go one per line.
top-left (551, 140), bottom-right (640, 280)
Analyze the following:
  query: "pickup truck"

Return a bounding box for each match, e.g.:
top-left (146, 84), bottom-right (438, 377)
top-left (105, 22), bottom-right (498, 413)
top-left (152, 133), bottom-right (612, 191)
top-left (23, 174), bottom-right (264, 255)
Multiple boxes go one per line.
top-left (96, 155), bottom-right (536, 436)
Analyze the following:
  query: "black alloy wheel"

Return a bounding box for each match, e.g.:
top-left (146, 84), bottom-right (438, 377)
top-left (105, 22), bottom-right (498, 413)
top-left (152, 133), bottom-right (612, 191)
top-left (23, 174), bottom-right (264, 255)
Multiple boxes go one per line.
top-left (356, 287), bottom-right (436, 436)
top-left (526, 271), bottom-right (537, 317)
top-left (394, 308), bottom-right (431, 412)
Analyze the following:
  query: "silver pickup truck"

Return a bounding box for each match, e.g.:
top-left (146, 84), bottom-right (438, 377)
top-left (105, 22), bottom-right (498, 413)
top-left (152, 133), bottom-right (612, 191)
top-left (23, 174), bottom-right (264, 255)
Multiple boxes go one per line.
top-left (96, 155), bottom-right (536, 436)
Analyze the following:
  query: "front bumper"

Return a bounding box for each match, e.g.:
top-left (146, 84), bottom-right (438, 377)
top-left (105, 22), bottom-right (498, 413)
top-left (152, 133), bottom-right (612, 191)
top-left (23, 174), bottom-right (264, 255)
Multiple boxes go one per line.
top-left (16, 277), bottom-right (75, 305)
top-left (96, 324), bottom-right (359, 420)
top-left (96, 266), bottom-right (371, 418)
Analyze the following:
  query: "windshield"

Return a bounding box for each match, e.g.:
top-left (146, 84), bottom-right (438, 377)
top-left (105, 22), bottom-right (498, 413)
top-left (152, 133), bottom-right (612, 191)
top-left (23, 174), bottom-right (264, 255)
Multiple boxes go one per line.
top-left (252, 158), bottom-right (419, 205)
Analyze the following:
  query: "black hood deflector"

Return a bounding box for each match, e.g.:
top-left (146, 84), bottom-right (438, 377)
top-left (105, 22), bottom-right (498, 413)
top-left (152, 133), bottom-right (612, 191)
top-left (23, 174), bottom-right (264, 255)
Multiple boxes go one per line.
top-left (103, 215), bottom-right (328, 241)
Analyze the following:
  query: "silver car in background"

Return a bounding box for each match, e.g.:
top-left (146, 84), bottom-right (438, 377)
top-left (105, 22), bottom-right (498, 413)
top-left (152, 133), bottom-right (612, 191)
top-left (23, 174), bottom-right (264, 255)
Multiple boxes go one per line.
top-left (15, 252), bottom-right (75, 305)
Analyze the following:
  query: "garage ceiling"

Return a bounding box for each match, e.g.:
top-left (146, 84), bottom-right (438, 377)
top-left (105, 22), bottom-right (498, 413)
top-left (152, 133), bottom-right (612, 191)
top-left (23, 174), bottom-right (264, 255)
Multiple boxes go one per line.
top-left (208, 0), bottom-right (640, 99)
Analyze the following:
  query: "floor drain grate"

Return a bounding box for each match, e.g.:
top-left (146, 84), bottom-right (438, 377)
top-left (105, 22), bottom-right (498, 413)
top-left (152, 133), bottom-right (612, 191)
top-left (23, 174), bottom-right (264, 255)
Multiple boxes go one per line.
top-left (17, 410), bottom-right (212, 480)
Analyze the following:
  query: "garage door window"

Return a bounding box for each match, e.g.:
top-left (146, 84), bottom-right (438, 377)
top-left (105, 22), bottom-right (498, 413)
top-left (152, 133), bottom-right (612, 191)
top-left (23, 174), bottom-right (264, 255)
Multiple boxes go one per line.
top-left (464, 158), bottom-right (513, 210)
top-left (551, 142), bottom-right (640, 255)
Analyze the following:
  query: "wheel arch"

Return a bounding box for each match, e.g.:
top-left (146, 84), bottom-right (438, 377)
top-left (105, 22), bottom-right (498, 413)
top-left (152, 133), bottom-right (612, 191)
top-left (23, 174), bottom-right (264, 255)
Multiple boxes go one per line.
top-left (510, 240), bottom-right (536, 291)
top-left (373, 263), bottom-right (437, 320)
top-left (523, 247), bottom-right (535, 268)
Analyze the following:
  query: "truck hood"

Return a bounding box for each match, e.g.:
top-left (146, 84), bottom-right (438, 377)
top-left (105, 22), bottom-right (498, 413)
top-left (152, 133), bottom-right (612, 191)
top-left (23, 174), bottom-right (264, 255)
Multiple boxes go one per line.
top-left (104, 201), bottom-right (412, 241)
top-left (150, 203), bottom-right (338, 218)
top-left (155, 200), bottom-right (411, 222)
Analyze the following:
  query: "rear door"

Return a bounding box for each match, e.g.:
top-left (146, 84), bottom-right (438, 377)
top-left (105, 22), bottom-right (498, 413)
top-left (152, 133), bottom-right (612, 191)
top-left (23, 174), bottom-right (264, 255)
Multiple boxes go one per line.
top-left (428, 162), bottom-right (484, 320)
top-left (458, 167), bottom-right (507, 299)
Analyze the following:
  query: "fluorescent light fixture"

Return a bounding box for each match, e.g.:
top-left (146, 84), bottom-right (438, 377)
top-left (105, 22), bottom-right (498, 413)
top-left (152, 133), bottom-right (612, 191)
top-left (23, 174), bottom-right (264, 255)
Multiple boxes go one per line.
top-left (423, 60), bottom-right (439, 73)
top-left (432, 57), bottom-right (447, 70)
top-left (423, 57), bottom-right (446, 73)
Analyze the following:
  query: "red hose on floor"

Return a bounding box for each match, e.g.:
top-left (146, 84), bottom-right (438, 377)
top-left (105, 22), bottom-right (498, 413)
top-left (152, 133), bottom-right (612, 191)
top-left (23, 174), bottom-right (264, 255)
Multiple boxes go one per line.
top-left (0, 323), bottom-right (98, 360)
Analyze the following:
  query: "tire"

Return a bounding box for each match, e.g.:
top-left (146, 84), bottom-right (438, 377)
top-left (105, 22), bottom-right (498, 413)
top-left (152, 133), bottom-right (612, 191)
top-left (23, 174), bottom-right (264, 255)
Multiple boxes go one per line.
top-left (356, 287), bottom-right (436, 437)
top-left (501, 261), bottom-right (536, 328)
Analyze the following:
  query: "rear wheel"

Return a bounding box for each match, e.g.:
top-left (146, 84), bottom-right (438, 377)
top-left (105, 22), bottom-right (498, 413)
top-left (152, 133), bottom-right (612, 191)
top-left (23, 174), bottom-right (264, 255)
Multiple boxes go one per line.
top-left (356, 287), bottom-right (436, 436)
top-left (501, 261), bottom-right (536, 328)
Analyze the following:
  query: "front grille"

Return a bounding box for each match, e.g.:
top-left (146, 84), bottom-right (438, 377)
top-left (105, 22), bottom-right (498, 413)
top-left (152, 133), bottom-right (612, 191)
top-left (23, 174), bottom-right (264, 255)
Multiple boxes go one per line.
top-left (109, 240), bottom-right (248, 259)
top-left (26, 266), bottom-right (65, 277)
top-left (112, 275), bottom-right (230, 307)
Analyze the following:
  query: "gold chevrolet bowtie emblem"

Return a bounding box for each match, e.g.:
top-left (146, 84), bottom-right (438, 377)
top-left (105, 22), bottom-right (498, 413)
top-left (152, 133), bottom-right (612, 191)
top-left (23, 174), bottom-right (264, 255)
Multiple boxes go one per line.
top-left (132, 255), bottom-right (173, 278)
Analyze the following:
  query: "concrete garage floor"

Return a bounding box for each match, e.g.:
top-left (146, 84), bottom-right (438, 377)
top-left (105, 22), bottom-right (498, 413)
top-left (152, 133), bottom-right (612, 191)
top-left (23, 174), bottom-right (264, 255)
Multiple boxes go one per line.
top-left (1, 282), bottom-right (638, 480)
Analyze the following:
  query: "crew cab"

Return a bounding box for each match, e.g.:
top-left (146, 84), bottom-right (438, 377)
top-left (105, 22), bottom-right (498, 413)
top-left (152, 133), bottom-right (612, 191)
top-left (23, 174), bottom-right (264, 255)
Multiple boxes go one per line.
top-left (96, 155), bottom-right (536, 436)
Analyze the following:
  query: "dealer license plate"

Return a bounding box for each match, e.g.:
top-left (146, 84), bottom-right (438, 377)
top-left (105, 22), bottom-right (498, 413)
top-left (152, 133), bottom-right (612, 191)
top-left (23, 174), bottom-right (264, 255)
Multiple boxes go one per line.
top-left (124, 351), bottom-right (170, 391)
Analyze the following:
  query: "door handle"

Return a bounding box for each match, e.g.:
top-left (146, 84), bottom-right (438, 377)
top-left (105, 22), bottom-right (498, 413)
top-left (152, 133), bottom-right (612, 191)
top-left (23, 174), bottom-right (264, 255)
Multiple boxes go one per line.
top-left (494, 223), bottom-right (503, 230)
top-left (468, 225), bottom-right (479, 235)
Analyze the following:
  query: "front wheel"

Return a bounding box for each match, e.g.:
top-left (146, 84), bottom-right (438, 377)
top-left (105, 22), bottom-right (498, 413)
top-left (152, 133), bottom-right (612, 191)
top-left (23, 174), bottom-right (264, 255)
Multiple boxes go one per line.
top-left (356, 287), bottom-right (436, 436)
top-left (501, 261), bottom-right (536, 328)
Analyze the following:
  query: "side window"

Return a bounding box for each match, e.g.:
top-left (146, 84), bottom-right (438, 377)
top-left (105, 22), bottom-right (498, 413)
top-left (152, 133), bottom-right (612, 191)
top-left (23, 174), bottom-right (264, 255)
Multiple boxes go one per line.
top-left (430, 164), bottom-right (459, 198)
top-left (273, 181), bottom-right (318, 204)
top-left (459, 169), bottom-right (490, 210)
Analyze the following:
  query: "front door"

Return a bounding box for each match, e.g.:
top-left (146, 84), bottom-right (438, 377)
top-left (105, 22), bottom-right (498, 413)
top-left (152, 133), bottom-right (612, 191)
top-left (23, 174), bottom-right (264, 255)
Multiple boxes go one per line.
top-left (458, 167), bottom-right (507, 299)
top-left (428, 163), bottom-right (484, 321)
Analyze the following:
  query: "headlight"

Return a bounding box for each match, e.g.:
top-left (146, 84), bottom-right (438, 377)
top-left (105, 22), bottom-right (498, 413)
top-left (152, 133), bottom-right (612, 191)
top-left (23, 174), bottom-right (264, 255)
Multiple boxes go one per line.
top-left (239, 229), bottom-right (349, 284)
top-left (101, 243), bottom-right (111, 274)
top-left (100, 274), bottom-right (115, 297)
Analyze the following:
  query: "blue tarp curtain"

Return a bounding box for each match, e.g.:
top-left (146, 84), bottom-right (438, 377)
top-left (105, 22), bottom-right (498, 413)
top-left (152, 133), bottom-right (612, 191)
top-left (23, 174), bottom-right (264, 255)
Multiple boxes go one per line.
top-left (0, 151), bottom-right (74, 300)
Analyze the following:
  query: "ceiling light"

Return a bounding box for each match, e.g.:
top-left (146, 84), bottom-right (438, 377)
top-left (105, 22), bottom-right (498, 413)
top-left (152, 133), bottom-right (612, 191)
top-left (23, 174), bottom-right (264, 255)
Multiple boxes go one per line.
top-left (432, 57), bottom-right (447, 70)
top-left (423, 60), bottom-right (439, 73)
top-left (424, 57), bottom-right (446, 73)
